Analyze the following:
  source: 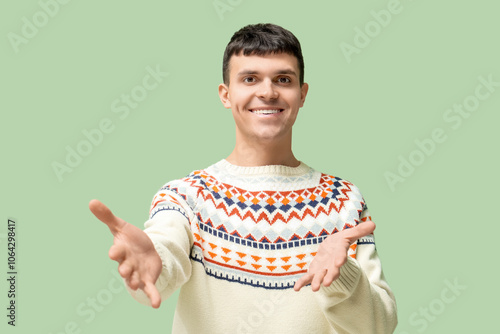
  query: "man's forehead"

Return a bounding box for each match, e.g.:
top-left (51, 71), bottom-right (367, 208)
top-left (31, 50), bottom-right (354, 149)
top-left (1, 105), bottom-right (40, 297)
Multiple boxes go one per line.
top-left (229, 52), bottom-right (299, 76)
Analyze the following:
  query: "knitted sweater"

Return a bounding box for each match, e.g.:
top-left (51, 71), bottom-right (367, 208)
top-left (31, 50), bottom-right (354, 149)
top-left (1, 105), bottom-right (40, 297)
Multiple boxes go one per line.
top-left (128, 160), bottom-right (397, 333)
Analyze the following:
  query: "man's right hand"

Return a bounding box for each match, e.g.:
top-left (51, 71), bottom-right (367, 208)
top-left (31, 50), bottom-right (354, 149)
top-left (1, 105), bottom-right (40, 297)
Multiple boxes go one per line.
top-left (89, 199), bottom-right (162, 308)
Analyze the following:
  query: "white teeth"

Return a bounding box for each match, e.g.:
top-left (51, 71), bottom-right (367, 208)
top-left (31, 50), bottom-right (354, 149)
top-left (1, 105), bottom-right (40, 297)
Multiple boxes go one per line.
top-left (250, 109), bottom-right (282, 114)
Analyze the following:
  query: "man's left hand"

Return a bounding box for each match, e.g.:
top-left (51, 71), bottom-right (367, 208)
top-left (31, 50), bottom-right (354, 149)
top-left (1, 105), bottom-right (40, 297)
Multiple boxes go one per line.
top-left (294, 220), bottom-right (376, 292)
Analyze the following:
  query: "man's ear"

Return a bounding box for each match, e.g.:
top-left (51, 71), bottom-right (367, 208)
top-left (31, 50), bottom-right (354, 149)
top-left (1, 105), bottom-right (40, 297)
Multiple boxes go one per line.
top-left (218, 83), bottom-right (231, 109)
top-left (299, 82), bottom-right (309, 107)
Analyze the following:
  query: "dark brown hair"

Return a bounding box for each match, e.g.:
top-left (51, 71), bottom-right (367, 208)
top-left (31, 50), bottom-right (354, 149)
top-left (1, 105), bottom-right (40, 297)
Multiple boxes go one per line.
top-left (222, 23), bottom-right (305, 86)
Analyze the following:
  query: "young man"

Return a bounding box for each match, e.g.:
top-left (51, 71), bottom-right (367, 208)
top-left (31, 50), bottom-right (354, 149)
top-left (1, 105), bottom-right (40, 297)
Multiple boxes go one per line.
top-left (89, 23), bottom-right (397, 333)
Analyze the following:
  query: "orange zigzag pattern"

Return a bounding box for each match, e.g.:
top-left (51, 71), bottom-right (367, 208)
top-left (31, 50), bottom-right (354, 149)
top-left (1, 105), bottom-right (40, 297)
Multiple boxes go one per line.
top-left (177, 173), bottom-right (356, 225)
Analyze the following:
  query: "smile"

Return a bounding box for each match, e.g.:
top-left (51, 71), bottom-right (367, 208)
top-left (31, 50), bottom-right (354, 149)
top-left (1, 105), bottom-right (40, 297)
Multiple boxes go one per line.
top-left (249, 109), bottom-right (283, 115)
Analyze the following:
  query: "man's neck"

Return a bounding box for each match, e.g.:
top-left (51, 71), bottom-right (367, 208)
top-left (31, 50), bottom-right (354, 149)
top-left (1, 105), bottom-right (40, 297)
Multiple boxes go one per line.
top-left (226, 137), bottom-right (299, 167)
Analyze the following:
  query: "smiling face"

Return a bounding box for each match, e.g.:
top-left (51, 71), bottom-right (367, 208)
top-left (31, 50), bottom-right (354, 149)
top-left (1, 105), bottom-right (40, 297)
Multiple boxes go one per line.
top-left (219, 52), bottom-right (309, 146)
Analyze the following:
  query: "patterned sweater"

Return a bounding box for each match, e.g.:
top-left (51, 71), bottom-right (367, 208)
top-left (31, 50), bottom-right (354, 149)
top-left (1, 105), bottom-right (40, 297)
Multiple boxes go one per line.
top-left (127, 159), bottom-right (397, 333)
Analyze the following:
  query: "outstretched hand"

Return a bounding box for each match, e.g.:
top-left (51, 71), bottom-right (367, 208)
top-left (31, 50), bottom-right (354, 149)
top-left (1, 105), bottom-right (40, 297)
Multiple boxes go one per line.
top-left (294, 221), bottom-right (376, 292)
top-left (89, 199), bottom-right (163, 308)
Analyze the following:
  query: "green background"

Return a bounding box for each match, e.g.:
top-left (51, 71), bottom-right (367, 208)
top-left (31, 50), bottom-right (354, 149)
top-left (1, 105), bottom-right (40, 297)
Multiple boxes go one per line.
top-left (1, 0), bottom-right (498, 333)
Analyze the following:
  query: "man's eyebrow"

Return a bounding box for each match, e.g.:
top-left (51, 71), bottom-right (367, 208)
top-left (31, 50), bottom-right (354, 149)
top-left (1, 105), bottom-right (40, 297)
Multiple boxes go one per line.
top-left (237, 70), bottom-right (259, 76)
top-left (275, 69), bottom-right (297, 76)
top-left (236, 69), bottom-right (298, 76)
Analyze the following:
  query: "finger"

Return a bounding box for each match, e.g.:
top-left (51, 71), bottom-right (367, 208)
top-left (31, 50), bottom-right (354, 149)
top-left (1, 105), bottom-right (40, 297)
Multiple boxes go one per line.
top-left (294, 273), bottom-right (313, 291)
top-left (143, 281), bottom-right (161, 309)
top-left (89, 199), bottom-right (126, 235)
top-left (293, 274), bottom-right (311, 291)
top-left (342, 220), bottom-right (376, 244)
top-left (118, 262), bottom-right (133, 279)
top-left (127, 271), bottom-right (141, 291)
top-left (108, 244), bottom-right (126, 263)
top-left (311, 269), bottom-right (327, 292)
top-left (323, 265), bottom-right (340, 287)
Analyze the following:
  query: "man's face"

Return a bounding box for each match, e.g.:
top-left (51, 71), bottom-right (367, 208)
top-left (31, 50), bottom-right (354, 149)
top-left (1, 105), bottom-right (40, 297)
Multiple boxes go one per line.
top-left (218, 52), bottom-right (308, 145)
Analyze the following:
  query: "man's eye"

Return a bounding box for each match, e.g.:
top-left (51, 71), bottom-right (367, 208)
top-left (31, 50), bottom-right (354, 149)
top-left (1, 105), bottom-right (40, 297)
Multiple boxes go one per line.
top-left (243, 77), bottom-right (255, 83)
top-left (277, 77), bottom-right (291, 83)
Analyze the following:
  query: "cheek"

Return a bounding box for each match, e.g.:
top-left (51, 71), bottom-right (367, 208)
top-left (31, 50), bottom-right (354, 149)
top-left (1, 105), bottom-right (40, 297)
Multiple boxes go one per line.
top-left (284, 90), bottom-right (303, 105)
top-left (229, 87), bottom-right (251, 108)
top-left (289, 94), bottom-right (304, 110)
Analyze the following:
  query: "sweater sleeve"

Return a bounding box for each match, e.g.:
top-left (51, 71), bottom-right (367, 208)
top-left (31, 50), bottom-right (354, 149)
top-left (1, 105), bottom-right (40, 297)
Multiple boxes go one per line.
top-left (125, 184), bottom-right (194, 306)
top-left (315, 209), bottom-right (398, 334)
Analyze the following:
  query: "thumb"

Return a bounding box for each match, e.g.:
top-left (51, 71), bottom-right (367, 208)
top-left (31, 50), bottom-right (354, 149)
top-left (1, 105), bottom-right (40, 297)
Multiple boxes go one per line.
top-left (343, 220), bottom-right (376, 244)
top-left (89, 199), bottom-right (126, 235)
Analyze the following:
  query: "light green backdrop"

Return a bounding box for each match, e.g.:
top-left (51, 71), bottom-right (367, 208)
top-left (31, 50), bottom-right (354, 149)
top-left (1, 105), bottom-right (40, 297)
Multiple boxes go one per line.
top-left (1, 0), bottom-right (498, 333)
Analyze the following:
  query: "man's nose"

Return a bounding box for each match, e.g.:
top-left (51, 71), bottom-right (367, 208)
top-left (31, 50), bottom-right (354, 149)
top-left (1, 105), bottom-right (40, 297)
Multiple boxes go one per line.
top-left (256, 79), bottom-right (279, 100)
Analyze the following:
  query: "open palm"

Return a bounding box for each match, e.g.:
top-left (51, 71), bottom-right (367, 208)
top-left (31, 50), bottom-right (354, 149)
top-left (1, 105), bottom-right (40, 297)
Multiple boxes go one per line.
top-left (89, 199), bottom-right (162, 308)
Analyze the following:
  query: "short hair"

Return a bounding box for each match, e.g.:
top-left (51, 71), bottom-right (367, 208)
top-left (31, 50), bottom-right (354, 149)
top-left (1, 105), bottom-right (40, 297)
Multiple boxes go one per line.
top-left (222, 23), bottom-right (305, 86)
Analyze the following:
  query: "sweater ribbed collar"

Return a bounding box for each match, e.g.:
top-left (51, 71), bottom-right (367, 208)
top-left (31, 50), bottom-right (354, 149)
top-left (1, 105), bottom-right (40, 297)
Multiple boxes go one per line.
top-left (216, 159), bottom-right (311, 177)
top-left (204, 159), bottom-right (320, 191)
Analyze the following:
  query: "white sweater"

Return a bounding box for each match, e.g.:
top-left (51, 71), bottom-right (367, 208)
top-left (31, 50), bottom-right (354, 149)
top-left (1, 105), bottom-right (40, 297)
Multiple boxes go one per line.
top-left (127, 160), bottom-right (397, 333)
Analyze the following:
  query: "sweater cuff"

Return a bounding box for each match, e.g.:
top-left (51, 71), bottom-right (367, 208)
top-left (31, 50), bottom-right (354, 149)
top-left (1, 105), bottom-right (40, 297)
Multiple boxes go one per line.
top-left (319, 256), bottom-right (362, 299)
top-left (150, 239), bottom-right (170, 292)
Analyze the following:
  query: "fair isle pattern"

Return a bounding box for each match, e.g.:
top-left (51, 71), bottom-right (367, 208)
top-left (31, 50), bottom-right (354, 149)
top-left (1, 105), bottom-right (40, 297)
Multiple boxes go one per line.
top-left (150, 193), bottom-right (189, 220)
top-left (150, 161), bottom-right (375, 289)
